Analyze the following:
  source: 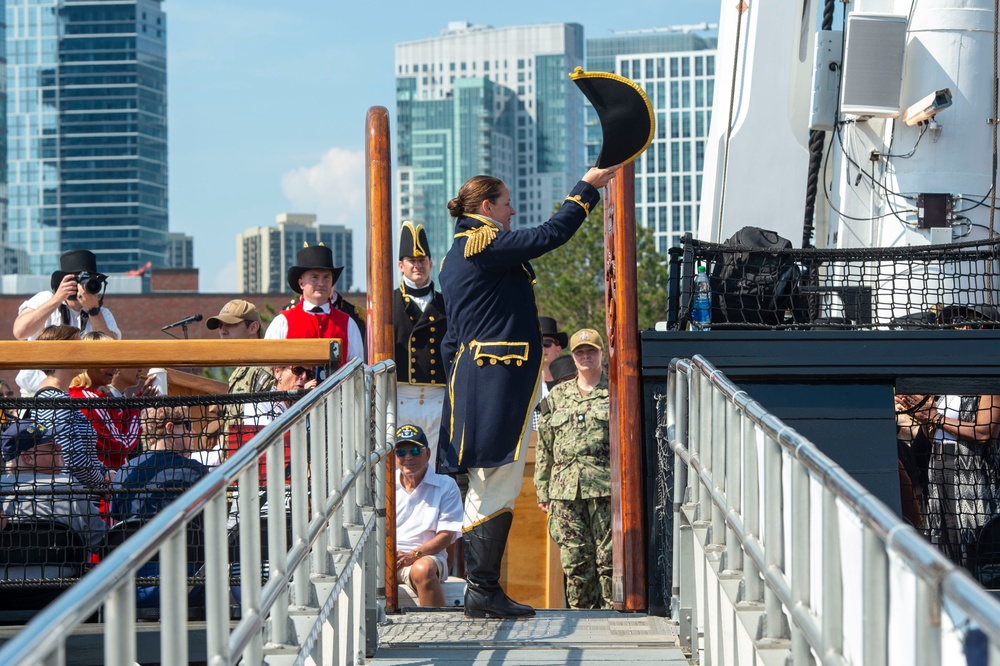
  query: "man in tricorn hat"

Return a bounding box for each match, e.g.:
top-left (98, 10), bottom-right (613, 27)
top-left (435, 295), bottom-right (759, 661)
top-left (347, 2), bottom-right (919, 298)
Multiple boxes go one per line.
top-left (394, 222), bottom-right (447, 461)
top-left (264, 244), bottom-right (364, 367)
top-left (12, 250), bottom-right (120, 396)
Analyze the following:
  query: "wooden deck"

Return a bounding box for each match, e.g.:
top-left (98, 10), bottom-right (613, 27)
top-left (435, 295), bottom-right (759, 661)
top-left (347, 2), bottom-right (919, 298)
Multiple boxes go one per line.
top-left (371, 609), bottom-right (690, 665)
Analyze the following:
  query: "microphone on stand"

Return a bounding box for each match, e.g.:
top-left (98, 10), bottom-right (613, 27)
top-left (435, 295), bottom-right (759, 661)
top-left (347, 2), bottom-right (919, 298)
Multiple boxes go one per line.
top-left (161, 313), bottom-right (203, 339)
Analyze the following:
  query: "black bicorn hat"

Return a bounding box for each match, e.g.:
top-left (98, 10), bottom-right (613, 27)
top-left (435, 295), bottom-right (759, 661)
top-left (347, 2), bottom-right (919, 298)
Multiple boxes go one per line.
top-left (398, 221), bottom-right (430, 261)
top-left (570, 67), bottom-right (655, 168)
top-left (287, 244), bottom-right (345, 294)
top-left (50, 250), bottom-right (107, 292)
top-left (538, 316), bottom-right (569, 349)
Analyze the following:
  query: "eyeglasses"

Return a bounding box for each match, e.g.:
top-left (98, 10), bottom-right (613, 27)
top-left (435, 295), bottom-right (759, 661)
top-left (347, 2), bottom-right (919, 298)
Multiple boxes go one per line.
top-left (394, 446), bottom-right (425, 458)
top-left (287, 366), bottom-right (315, 378)
top-left (542, 339), bottom-right (558, 348)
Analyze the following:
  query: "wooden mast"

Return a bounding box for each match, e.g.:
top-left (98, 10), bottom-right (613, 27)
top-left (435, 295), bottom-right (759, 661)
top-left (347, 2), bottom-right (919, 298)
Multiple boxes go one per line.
top-left (604, 162), bottom-right (646, 610)
top-left (366, 106), bottom-right (397, 611)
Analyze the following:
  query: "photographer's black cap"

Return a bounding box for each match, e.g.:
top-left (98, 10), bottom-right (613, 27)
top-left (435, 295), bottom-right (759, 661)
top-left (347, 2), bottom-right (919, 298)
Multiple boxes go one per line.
top-left (50, 250), bottom-right (107, 292)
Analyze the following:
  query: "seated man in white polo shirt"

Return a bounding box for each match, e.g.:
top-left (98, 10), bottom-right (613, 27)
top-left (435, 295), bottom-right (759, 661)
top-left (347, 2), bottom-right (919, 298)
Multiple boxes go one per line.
top-left (394, 424), bottom-right (462, 607)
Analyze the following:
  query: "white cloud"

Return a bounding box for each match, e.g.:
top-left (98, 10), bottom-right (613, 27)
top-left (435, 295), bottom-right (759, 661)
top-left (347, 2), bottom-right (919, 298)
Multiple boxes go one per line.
top-left (209, 258), bottom-right (238, 293)
top-left (280, 147), bottom-right (368, 289)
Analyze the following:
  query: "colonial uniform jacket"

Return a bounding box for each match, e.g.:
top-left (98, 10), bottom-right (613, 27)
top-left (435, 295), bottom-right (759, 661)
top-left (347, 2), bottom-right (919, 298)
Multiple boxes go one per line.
top-left (393, 283), bottom-right (447, 386)
top-left (437, 180), bottom-right (601, 473)
top-left (534, 374), bottom-right (611, 503)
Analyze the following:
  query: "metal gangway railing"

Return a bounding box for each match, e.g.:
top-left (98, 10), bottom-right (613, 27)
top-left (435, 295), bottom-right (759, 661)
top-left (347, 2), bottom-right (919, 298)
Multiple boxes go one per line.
top-left (664, 355), bottom-right (1000, 665)
top-left (0, 357), bottom-right (396, 666)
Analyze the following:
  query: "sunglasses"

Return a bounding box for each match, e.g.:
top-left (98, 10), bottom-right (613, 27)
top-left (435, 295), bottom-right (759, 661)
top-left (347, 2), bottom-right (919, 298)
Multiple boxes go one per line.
top-left (172, 419), bottom-right (193, 430)
top-left (394, 446), bottom-right (425, 458)
top-left (288, 366), bottom-right (315, 378)
top-left (542, 339), bottom-right (558, 348)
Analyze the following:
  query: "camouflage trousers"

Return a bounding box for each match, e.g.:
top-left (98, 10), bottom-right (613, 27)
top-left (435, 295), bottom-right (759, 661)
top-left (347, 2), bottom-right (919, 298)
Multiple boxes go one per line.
top-left (548, 496), bottom-right (612, 609)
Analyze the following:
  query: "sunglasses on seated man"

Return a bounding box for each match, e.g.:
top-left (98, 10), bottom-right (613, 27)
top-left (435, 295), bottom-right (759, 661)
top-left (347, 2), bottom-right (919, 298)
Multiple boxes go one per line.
top-left (286, 366), bottom-right (315, 379)
top-left (394, 446), bottom-right (426, 458)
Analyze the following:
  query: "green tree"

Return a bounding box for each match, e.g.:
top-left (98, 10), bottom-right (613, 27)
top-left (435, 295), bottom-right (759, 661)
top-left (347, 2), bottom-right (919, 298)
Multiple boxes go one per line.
top-left (532, 201), bottom-right (669, 333)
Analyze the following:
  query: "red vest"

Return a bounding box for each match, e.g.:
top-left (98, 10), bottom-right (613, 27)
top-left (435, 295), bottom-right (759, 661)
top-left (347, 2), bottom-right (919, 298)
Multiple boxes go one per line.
top-left (283, 300), bottom-right (350, 366)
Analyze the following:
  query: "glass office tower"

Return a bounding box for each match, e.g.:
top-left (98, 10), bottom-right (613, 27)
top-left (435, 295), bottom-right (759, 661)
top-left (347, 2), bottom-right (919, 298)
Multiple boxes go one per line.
top-left (395, 22), bottom-right (585, 276)
top-left (7, 0), bottom-right (168, 275)
top-left (587, 30), bottom-right (716, 256)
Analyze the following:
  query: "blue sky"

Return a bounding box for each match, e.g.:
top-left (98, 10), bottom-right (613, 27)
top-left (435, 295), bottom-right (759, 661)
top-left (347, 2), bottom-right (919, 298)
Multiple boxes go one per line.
top-left (166, 0), bottom-right (724, 292)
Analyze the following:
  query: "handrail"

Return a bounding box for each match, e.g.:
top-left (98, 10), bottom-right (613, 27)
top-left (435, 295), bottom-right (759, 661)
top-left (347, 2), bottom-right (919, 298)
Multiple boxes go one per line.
top-left (0, 339), bottom-right (338, 368)
top-left (0, 358), bottom-right (396, 666)
top-left (665, 354), bottom-right (1000, 665)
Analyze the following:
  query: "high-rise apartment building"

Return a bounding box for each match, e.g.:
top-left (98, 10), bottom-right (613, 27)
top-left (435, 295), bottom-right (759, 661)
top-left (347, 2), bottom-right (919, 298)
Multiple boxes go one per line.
top-left (166, 232), bottom-right (193, 269)
top-left (395, 22), bottom-right (586, 273)
top-left (586, 29), bottom-right (716, 255)
top-left (7, 0), bottom-right (169, 276)
top-left (237, 213), bottom-right (354, 295)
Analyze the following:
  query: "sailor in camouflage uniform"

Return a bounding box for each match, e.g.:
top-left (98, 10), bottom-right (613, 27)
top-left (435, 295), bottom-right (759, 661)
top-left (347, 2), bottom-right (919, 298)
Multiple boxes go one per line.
top-left (535, 328), bottom-right (612, 609)
top-left (205, 299), bottom-right (275, 430)
top-left (394, 222), bottom-right (447, 461)
top-left (438, 165), bottom-right (620, 619)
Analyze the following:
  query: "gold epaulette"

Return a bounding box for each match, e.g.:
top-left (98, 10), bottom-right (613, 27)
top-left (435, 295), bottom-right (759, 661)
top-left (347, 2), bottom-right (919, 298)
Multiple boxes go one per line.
top-left (456, 225), bottom-right (498, 258)
top-left (564, 194), bottom-right (591, 215)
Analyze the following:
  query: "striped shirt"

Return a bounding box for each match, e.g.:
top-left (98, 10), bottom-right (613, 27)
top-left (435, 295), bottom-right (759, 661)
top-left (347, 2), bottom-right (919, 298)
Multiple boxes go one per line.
top-left (34, 387), bottom-right (108, 492)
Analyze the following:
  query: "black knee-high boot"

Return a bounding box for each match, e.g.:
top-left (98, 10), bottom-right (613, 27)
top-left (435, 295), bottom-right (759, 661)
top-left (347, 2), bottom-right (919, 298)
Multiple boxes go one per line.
top-left (463, 511), bottom-right (535, 618)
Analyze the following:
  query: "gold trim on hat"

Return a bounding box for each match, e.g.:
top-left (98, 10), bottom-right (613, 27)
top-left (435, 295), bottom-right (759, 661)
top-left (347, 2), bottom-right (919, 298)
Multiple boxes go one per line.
top-left (568, 67), bottom-right (656, 167)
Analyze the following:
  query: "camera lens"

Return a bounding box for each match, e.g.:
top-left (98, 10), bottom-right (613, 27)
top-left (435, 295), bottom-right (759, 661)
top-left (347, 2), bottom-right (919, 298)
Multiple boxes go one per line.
top-left (76, 271), bottom-right (103, 295)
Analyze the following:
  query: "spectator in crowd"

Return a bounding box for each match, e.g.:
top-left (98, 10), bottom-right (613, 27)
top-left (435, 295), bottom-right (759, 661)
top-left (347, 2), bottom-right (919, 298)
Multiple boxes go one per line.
top-left (243, 365), bottom-right (318, 427)
top-left (31, 325), bottom-right (109, 493)
top-left (264, 244), bottom-right (364, 367)
top-left (394, 424), bottom-right (462, 607)
top-left (0, 380), bottom-right (16, 425)
top-left (206, 299), bottom-right (275, 429)
top-left (0, 419), bottom-right (106, 553)
top-left (68, 331), bottom-right (150, 471)
top-left (13, 250), bottom-right (120, 396)
top-left (535, 328), bottom-right (612, 609)
top-left (532, 316), bottom-right (575, 432)
top-left (438, 164), bottom-right (619, 618)
top-left (206, 299), bottom-right (272, 392)
top-left (394, 222), bottom-right (447, 461)
top-left (107, 366), bottom-right (157, 399)
top-left (896, 392), bottom-right (1000, 570)
top-left (539, 317), bottom-right (576, 389)
top-left (109, 406), bottom-right (209, 522)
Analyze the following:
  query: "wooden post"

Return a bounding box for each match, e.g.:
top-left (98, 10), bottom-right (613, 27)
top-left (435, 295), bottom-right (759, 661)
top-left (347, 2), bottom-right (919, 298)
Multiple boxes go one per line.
top-left (604, 162), bottom-right (647, 611)
top-left (366, 106), bottom-right (397, 611)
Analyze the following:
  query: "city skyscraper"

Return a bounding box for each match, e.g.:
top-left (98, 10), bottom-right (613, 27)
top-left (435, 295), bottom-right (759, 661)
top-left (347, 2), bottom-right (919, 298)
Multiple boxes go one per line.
top-left (6, 0), bottom-right (168, 276)
top-left (237, 213), bottom-right (354, 295)
top-left (165, 231), bottom-right (193, 269)
top-left (395, 22), bottom-right (586, 274)
top-left (586, 28), bottom-right (717, 255)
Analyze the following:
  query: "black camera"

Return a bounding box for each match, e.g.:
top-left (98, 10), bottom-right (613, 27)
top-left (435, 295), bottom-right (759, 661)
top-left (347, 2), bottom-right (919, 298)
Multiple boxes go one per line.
top-left (74, 271), bottom-right (105, 295)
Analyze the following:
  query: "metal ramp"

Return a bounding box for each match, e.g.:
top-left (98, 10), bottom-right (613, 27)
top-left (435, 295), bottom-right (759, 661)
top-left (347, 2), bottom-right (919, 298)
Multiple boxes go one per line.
top-left (371, 609), bottom-right (690, 665)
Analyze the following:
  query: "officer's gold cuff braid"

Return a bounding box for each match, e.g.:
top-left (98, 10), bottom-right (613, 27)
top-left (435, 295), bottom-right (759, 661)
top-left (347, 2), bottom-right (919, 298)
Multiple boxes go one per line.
top-left (457, 225), bottom-right (498, 258)
top-left (564, 194), bottom-right (591, 215)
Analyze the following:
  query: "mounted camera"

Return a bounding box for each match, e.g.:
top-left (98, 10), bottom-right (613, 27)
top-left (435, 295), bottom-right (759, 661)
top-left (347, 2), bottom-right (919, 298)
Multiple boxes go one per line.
top-left (74, 271), bottom-right (105, 295)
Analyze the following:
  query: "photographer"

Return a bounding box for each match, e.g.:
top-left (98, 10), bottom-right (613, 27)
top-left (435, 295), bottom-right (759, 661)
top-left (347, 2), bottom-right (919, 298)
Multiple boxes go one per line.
top-left (13, 250), bottom-right (120, 396)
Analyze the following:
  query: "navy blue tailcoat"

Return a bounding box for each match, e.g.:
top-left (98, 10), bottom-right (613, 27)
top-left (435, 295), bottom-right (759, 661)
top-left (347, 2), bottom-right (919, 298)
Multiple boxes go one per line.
top-left (437, 180), bottom-right (601, 473)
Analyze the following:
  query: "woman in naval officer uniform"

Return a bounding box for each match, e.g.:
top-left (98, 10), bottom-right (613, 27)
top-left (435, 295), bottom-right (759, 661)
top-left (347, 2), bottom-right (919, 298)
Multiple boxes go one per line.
top-left (438, 164), bottom-right (620, 618)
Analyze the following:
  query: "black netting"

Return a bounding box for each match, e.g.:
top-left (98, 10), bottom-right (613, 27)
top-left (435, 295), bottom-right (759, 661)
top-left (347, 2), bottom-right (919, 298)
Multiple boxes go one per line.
top-left (0, 389), bottom-right (312, 621)
top-left (896, 393), bottom-right (1000, 586)
top-left (668, 234), bottom-right (1000, 330)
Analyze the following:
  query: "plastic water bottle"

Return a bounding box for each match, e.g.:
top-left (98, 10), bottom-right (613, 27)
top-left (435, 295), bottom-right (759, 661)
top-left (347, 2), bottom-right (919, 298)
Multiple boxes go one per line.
top-left (691, 265), bottom-right (712, 331)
